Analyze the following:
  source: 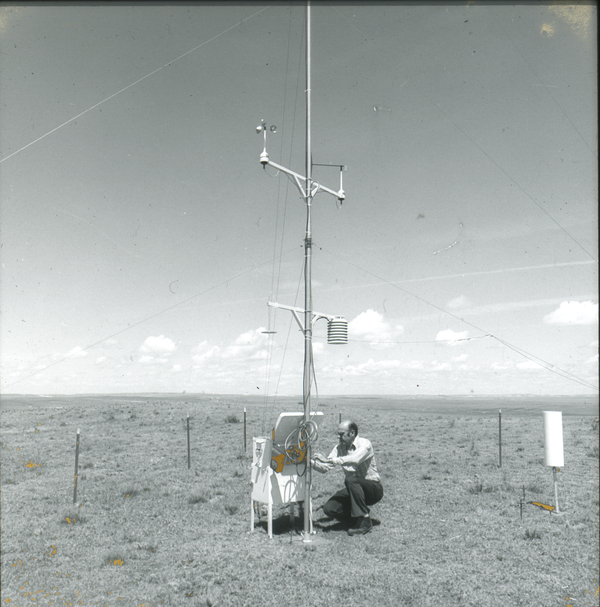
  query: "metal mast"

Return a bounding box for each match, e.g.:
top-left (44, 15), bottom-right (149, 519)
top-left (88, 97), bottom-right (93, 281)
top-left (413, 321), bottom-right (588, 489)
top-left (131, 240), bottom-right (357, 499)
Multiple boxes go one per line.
top-left (302, 0), bottom-right (313, 542)
top-left (257, 0), bottom-right (346, 543)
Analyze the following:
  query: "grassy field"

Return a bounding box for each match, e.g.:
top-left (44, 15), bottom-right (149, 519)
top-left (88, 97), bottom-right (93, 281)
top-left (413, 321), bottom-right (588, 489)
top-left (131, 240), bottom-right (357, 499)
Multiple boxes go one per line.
top-left (1, 394), bottom-right (598, 607)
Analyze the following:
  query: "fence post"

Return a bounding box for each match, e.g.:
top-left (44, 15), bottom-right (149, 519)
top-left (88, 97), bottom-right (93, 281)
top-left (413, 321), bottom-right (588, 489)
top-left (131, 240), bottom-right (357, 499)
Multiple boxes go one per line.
top-left (73, 429), bottom-right (80, 504)
top-left (498, 409), bottom-right (502, 468)
top-left (187, 415), bottom-right (191, 470)
top-left (244, 408), bottom-right (247, 452)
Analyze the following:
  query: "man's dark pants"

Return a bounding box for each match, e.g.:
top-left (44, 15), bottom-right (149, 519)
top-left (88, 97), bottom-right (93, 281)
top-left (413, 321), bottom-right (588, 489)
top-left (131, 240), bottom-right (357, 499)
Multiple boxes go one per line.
top-left (322, 476), bottom-right (384, 520)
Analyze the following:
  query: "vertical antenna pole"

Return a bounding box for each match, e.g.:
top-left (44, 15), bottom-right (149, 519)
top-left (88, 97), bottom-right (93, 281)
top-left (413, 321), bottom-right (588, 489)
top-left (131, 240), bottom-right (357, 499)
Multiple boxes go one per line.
top-left (303, 0), bottom-right (313, 543)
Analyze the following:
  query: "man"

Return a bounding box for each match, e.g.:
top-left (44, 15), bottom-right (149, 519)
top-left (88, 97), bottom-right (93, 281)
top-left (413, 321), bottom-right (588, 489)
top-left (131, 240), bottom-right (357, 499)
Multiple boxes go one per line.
top-left (311, 420), bottom-right (383, 536)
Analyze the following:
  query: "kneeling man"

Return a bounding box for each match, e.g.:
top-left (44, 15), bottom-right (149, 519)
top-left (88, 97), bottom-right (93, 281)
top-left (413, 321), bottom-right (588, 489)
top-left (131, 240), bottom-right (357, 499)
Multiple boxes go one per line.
top-left (312, 420), bottom-right (383, 536)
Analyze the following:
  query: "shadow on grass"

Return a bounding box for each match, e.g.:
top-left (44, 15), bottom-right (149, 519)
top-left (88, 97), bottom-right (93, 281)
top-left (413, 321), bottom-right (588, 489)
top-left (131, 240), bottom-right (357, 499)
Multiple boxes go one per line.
top-left (253, 514), bottom-right (381, 535)
top-left (314, 516), bottom-right (382, 533)
top-left (253, 513), bottom-right (305, 536)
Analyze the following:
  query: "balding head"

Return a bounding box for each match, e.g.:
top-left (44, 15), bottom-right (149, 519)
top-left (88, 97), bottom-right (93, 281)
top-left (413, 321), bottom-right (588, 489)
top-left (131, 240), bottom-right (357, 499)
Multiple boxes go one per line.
top-left (337, 420), bottom-right (358, 447)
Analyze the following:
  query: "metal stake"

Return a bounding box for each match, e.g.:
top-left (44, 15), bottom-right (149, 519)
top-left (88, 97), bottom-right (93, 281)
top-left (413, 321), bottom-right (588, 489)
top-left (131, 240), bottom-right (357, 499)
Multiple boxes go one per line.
top-left (73, 429), bottom-right (80, 504)
top-left (498, 409), bottom-right (502, 468)
top-left (553, 466), bottom-right (560, 513)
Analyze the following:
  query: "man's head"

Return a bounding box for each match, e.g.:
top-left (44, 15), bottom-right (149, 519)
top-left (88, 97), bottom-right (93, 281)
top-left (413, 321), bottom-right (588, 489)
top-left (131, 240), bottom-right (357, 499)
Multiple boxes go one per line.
top-left (337, 420), bottom-right (358, 447)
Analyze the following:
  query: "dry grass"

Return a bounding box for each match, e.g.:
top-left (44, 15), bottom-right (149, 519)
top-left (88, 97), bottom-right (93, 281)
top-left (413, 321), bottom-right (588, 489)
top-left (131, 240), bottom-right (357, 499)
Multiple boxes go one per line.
top-left (1, 394), bottom-right (598, 607)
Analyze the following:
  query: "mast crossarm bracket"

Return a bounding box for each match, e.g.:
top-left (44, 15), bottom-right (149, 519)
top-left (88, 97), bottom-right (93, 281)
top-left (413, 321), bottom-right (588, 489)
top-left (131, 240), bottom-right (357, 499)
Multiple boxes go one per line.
top-left (268, 301), bottom-right (337, 331)
top-left (262, 158), bottom-right (345, 203)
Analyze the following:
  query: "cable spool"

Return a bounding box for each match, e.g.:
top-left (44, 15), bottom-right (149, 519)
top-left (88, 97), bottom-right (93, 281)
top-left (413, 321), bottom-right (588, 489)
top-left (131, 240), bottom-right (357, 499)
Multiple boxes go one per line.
top-left (327, 317), bottom-right (348, 345)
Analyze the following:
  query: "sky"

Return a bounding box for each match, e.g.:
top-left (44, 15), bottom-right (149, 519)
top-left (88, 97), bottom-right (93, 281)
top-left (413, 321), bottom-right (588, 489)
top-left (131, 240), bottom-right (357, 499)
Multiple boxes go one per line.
top-left (0, 1), bottom-right (597, 397)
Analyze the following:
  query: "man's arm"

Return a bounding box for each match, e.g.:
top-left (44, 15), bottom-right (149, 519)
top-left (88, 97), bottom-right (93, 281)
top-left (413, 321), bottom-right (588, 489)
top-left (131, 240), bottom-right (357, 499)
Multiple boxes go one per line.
top-left (330, 442), bottom-right (371, 466)
top-left (311, 457), bottom-right (333, 473)
top-left (311, 444), bottom-right (339, 473)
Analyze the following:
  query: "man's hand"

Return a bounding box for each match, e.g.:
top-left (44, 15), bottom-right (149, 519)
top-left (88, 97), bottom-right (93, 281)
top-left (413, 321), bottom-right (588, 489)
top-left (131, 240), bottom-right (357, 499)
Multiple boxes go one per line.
top-left (311, 455), bottom-right (334, 473)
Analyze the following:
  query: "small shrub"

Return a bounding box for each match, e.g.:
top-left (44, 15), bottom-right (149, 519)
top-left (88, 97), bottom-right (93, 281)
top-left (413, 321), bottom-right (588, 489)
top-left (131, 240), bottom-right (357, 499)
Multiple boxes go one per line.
top-left (421, 473), bottom-right (432, 481)
top-left (189, 493), bottom-right (209, 505)
top-left (121, 485), bottom-right (141, 498)
top-left (469, 481), bottom-right (483, 494)
top-left (225, 414), bottom-right (240, 424)
top-left (24, 459), bottom-right (44, 470)
top-left (526, 483), bottom-right (544, 493)
top-left (524, 529), bottom-right (542, 540)
top-left (224, 504), bottom-right (239, 515)
top-left (60, 509), bottom-right (87, 525)
top-left (103, 552), bottom-right (126, 566)
top-left (587, 444), bottom-right (599, 458)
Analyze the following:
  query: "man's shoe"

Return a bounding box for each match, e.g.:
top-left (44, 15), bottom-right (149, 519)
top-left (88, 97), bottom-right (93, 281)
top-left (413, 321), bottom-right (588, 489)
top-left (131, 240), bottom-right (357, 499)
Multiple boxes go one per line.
top-left (348, 516), bottom-right (373, 536)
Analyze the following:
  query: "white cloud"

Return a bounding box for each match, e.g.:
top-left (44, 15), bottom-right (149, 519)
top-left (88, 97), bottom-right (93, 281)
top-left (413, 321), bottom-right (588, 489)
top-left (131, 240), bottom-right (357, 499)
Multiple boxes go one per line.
top-left (139, 335), bottom-right (176, 354)
top-left (435, 329), bottom-right (469, 345)
top-left (543, 301), bottom-right (598, 325)
top-left (65, 346), bottom-right (88, 359)
top-left (221, 328), bottom-right (268, 360)
top-left (451, 354), bottom-right (469, 363)
top-left (349, 309), bottom-right (404, 347)
top-left (95, 356), bottom-right (107, 364)
top-left (192, 344), bottom-right (220, 365)
top-left (192, 329), bottom-right (268, 365)
top-left (431, 361), bottom-right (451, 371)
top-left (312, 342), bottom-right (324, 355)
top-left (325, 357), bottom-right (402, 378)
top-left (446, 295), bottom-right (472, 309)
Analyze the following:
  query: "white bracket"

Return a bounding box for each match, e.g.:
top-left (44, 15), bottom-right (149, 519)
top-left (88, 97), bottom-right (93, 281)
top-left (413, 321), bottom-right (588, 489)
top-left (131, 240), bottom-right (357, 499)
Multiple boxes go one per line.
top-left (267, 301), bottom-right (338, 332)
